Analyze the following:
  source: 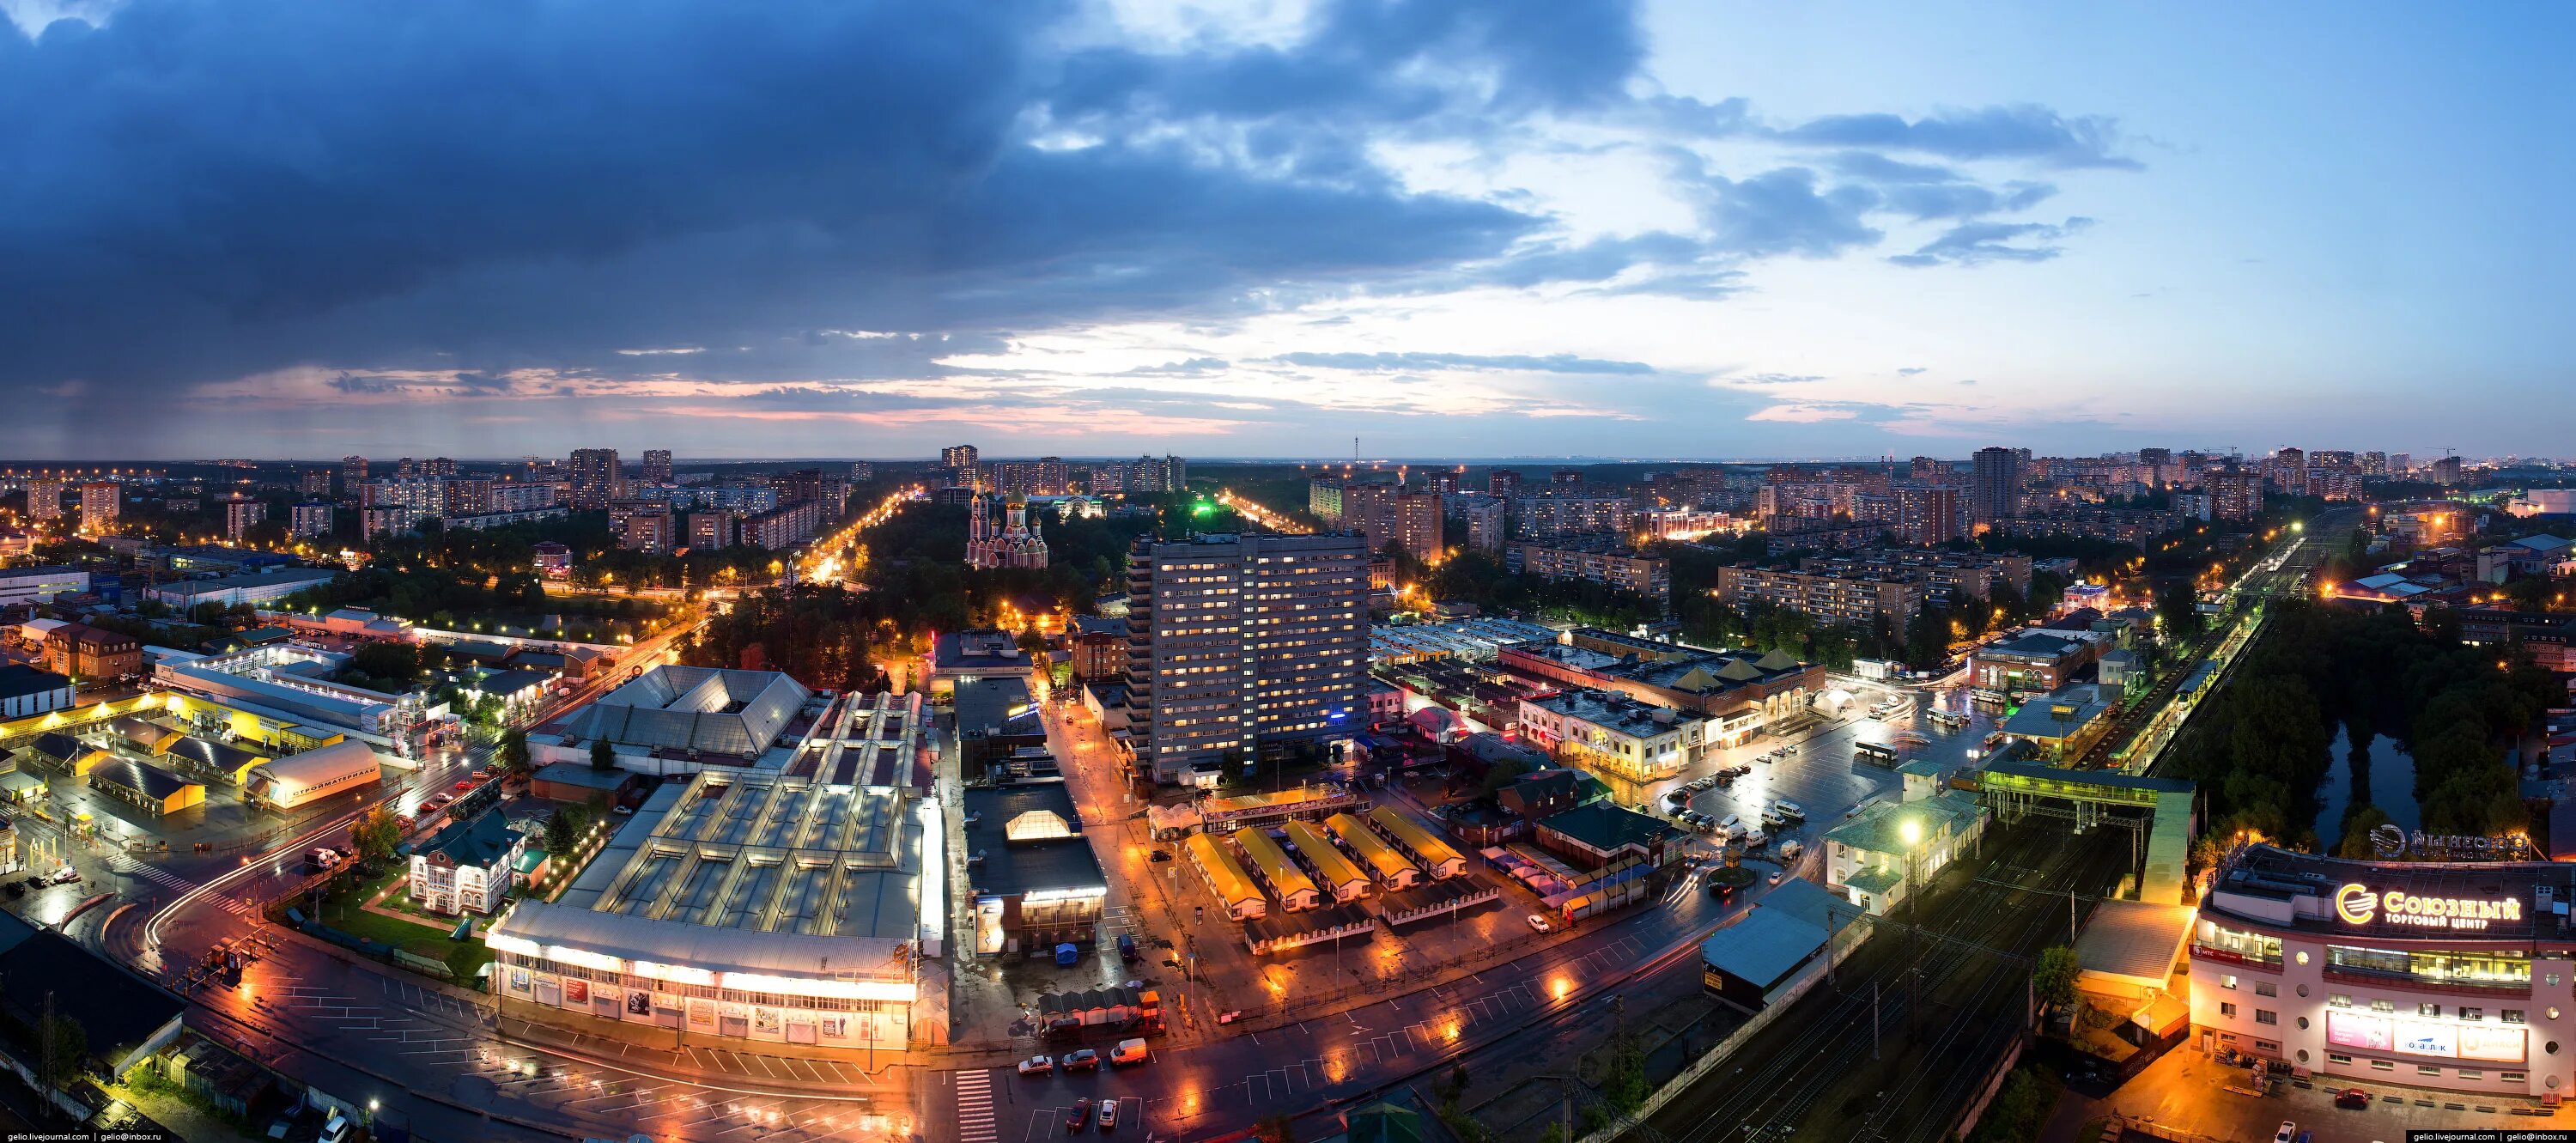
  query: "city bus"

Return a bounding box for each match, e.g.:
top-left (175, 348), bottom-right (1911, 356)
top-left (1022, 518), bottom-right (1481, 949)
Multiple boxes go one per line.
top-left (1853, 741), bottom-right (1901, 766)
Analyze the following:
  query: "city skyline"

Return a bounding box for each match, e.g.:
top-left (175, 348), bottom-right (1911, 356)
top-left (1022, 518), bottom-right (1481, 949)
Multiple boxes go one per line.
top-left (3, 1), bottom-right (2568, 459)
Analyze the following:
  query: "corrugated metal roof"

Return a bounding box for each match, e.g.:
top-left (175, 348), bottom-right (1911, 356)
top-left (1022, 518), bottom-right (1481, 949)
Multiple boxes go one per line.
top-left (1369, 806), bottom-right (1463, 869)
top-left (1185, 832), bottom-right (1261, 908)
top-left (1326, 812), bottom-right (1416, 882)
top-left (1234, 826), bottom-right (1318, 902)
top-left (1699, 906), bottom-right (1826, 989)
top-left (1283, 821), bottom-right (1369, 892)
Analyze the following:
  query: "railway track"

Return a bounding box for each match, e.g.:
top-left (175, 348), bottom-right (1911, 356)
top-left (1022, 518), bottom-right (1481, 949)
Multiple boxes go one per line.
top-left (1643, 824), bottom-right (2121, 1143)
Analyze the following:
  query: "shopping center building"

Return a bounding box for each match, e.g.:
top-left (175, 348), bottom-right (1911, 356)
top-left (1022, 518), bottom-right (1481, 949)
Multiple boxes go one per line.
top-left (2192, 845), bottom-right (2576, 1097)
top-left (485, 765), bottom-right (946, 1048)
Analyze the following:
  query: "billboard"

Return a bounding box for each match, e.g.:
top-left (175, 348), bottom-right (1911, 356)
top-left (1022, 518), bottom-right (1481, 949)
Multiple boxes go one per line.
top-left (2326, 1011), bottom-right (2391, 1052)
top-left (2459, 1024), bottom-right (2528, 1063)
top-left (2326, 1011), bottom-right (2525, 1062)
top-left (2393, 1019), bottom-right (2455, 1058)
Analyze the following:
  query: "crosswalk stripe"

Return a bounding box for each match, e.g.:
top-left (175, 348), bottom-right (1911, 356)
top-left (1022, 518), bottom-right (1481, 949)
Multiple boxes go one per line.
top-left (955, 1068), bottom-right (997, 1140)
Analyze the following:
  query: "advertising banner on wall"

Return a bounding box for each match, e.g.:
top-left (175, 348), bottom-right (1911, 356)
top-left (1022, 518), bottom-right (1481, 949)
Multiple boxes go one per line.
top-left (2458, 1024), bottom-right (2528, 1063)
top-left (2393, 1019), bottom-right (2457, 1058)
top-left (2326, 1012), bottom-right (2392, 1052)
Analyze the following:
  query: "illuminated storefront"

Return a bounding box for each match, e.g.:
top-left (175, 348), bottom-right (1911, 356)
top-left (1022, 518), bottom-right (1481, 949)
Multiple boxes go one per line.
top-left (485, 770), bottom-right (947, 1048)
top-left (2193, 845), bottom-right (2576, 1097)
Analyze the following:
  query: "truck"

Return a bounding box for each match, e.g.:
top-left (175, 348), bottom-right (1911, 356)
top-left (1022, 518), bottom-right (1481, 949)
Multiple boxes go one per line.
top-left (1110, 1038), bottom-right (1150, 1067)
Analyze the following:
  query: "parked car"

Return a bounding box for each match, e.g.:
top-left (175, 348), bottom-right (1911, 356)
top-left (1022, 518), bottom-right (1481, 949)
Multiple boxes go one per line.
top-left (1098, 1098), bottom-right (1118, 1131)
top-left (1063, 1049), bottom-right (1101, 1071)
top-left (453, 780), bottom-right (475, 792)
top-left (2271, 1122), bottom-right (2295, 1143)
top-left (1016, 1055), bottom-right (1053, 1076)
top-left (1110, 1038), bottom-right (1149, 1066)
top-left (1149, 848), bottom-right (1172, 862)
top-left (1779, 841), bottom-right (1804, 861)
top-left (1527, 914), bottom-right (1553, 933)
top-left (1066, 1099), bottom-right (1093, 1131)
top-left (2333, 1089), bottom-right (2370, 1110)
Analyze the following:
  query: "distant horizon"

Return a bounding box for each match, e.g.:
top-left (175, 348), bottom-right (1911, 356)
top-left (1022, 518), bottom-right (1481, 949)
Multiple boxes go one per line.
top-left (3, 3), bottom-right (2570, 457)
top-left (0, 448), bottom-right (2551, 470)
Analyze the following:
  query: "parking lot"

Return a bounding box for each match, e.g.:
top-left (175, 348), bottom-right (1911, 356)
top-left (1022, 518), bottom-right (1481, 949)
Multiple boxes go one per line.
top-left (1644, 678), bottom-right (2013, 860)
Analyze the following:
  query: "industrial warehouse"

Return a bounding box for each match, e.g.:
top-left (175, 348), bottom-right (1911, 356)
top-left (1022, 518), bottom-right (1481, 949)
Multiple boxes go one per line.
top-left (2190, 845), bottom-right (2576, 1099)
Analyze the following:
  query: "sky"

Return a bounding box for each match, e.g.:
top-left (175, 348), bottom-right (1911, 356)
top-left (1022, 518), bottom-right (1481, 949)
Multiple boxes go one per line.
top-left (2, 0), bottom-right (2569, 462)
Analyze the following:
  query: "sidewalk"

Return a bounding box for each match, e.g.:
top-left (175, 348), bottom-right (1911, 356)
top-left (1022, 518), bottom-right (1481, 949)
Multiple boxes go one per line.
top-left (2044, 1041), bottom-right (2560, 1143)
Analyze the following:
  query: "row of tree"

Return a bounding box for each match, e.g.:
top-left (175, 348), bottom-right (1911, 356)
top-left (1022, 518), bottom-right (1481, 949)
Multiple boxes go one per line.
top-left (2175, 599), bottom-right (2557, 855)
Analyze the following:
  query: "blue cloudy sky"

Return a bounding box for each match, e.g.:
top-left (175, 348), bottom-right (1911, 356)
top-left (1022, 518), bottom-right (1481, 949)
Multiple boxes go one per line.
top-left (3, 0), bottom-right (2568, 460)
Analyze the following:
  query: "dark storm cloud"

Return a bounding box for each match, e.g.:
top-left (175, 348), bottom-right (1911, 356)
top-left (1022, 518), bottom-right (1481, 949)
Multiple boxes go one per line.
top-left (0, 0), bottom-right (1557, 404)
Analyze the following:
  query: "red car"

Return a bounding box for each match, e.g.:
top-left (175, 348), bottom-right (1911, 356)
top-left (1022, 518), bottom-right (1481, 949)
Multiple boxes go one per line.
top-left (1064, 1099), bottom-right (1092, 1132)
top-left (453, 780), bottom-right (476, 792)
top-left (2333, 1089), bottom-right (2371, 1110)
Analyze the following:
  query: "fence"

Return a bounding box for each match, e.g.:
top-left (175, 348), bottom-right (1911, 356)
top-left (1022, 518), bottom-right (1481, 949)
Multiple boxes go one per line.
top-left (1584, 921), bottom-right (1868, 1143)
top-left (1948, 1035), bottom-right (2026, 1140)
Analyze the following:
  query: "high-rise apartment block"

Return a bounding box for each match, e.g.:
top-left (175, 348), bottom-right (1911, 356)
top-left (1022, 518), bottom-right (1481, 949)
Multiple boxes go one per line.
top-left (1487, 469), bottom-right (1523, 500)
top-left (1893, 486), bottom-right (1965, 544)
top-left (26, 481), bottom-right (61, 521)
top-left (744, 500), bottom-right (824, 550)
top-left (1308, 477), bottom-right (1346, 523)
top-left (2268, 447), bottom-right (2308, 496)
top-left (2432, 455), bottom-right (2464, 487)
top-left (1123, 532), bottom-right (1368, 784)
top-left (850, 462), bottom-right (873, 483)
top-left (300, 468), bottom-right (336, 497)
top-left (421, 457), bottom-right (459, 478)
top-left (611, 501), bottom-right (675, 553)
top-left (1393, 492), bottom-right (1444, 558)
top-left (569, 448), bottom-right (623, 510)
top-left (361, 505), bottom-right (416, 542)
top-left (291, 502), bottom-right (334, 540)
top-left (341, 455), bottom-right (368, 491)
top-left (941, 445), bottom-right (980, 471)
top-left (641, 450), bottom-right (673, 486)
top-left (1460, 496), bottom-right (1507, 551)
top-left (79, 482), bottom-right (118, 534)
top-left (222, 496), bottom-right (267, 542)
top-left (1513, 494), bottom-right (1632, 538)
top-left (1969, 447), bottom-right (2022, 526)
top-left (2208, 468), bottom-right (2264, 521)
top-left (1339, 481), bottom-right (1399, 551)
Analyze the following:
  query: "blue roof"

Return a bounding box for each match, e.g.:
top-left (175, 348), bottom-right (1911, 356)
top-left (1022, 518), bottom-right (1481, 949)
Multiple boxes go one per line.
top-left (1699, 904), bottom-right (1827, 989)
top-left (1999, 685), bottom-right (2117, 739)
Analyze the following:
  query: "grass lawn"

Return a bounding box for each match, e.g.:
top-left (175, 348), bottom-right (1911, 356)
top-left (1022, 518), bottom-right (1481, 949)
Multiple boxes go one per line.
top-left (1709, 865), bottom-right (1758, 889)
top-left (313, 872), bottom-right (496, 982)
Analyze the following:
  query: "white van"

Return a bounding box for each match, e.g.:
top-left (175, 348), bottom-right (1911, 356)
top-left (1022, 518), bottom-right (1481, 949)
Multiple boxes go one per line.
top-left (1778, 840), bottom-right (1804, 861)
top-left (1742, 829), bottom-right (1768, 849)
top-left (1716, 814), bottom-right (1743, 836)
top-left (1775, 801), bottom-right (1805, 820)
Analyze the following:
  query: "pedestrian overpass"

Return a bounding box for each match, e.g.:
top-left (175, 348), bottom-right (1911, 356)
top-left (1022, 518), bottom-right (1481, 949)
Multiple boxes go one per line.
top-left (1979, 759), bottom-right (2197, 905)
